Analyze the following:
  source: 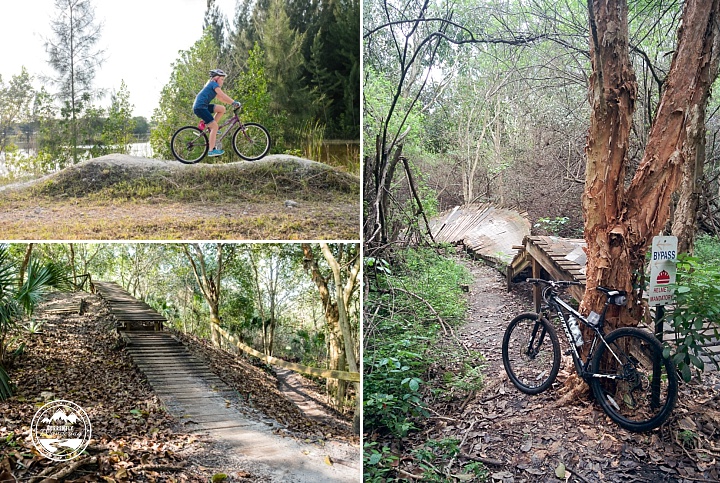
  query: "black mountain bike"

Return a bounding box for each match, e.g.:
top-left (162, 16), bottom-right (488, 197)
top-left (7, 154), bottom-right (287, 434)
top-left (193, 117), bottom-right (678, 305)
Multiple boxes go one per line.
top-left (170, 106), bottom-right (270, 164)
top-left (502, 278), bottom-right (678, 432)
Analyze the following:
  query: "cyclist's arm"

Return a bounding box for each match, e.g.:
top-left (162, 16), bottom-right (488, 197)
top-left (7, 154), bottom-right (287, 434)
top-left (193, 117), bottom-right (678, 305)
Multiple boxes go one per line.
top-left (214, 87), bottom-right (236, 105)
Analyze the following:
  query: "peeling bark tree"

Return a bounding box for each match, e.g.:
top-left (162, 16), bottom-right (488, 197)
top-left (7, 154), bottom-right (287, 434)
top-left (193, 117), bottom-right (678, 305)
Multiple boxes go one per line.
top-left (581, 0), bottom-right (720, 328)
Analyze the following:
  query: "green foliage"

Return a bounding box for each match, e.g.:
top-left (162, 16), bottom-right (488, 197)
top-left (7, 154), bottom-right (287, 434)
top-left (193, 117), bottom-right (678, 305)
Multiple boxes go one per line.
top-left (663, 255), bottom-right (720, 382)
top-left (364, 248), bottom-right (476, 478)
top-left (230, 43), bottom-right (272, 124)
top-left (257, 0), bottom-right (309, 145)
top-left (411, 438), bottom-right (488, 482)
top-left (694, 234), bottom-right (720, 265)
top-left (534, 216), bottom-right (570, 236)
top-left (98, 80), bottom-right (136, 155)
top-left (363, 441), bottom-right (399, 482)
top-left (151, 30), bottom-right (220, 160)
top-left (0, 67), bottom-right (34, 155)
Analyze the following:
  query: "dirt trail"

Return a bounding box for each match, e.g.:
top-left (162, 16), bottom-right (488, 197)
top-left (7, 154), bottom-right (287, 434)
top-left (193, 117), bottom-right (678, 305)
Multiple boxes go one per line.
top-left (425, 256), bottom-right (720, 482)
top-left (274, 367), bottom-right (353, 432)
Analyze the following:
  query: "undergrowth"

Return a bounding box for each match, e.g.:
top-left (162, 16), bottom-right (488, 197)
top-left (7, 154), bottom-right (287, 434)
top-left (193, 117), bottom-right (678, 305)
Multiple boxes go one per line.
top-left (364, 247), bottom-right (487, 482)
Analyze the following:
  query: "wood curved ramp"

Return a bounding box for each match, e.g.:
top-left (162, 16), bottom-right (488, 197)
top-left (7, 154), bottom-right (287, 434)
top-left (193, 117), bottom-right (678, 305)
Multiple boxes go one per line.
top-left (508, 235), bottom-right (587, 308)
top-left (430, 204), bottom-right (531, 266)
top-left (93, 281), bottom-right (166, 331)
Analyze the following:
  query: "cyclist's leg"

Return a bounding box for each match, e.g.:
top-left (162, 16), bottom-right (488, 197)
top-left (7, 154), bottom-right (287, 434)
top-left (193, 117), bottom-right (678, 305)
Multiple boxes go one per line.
top-left (213, 104), bottom-right (226, 124)
top-left (194, 105), bottom-right (217, 151)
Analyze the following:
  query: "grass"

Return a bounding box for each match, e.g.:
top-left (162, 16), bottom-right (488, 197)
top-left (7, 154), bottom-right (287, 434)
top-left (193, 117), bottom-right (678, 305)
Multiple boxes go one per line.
top-left (25, 160), bottom-right (358, 203)
top-left (0, 157), bottom-right (360, 240)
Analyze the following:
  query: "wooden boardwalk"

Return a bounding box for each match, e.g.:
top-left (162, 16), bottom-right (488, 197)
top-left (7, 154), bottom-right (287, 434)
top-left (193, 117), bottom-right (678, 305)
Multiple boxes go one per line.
top-left (119, 326), bottom-right (357, 480)
top-left (93, 281), bottom-right (166, 331)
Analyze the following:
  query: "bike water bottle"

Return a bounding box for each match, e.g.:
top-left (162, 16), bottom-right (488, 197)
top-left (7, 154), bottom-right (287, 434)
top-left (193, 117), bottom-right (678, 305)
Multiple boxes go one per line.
top-left (568, 316), bottom-right (583, 346)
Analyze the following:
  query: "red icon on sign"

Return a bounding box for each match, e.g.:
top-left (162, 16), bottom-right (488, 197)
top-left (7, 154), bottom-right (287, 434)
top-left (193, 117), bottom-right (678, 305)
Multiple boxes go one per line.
top-left (657, 270), bottom-right (670, 284)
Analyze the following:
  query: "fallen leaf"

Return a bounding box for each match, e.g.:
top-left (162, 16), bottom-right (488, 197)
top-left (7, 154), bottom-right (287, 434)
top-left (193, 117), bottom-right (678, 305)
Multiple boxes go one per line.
top-left (452, 474), bottom-right (475, 481)
top-left (555, 462), bottom-right (566, 479)
top-left (323, 455), bottom-right (333, 466)
top-left (212, 473), bottom-right (228, 482)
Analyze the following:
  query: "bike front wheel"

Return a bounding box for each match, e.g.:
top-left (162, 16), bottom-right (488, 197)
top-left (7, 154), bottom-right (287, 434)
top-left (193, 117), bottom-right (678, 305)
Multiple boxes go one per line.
top-left (590, 327), bottom-right (678, 432)
top-left (232, 123), bottom-right (271, 161)
top-left (502, 313), bottom-right (561, 394)
top-left (171, 126), bottom-right (208, 164)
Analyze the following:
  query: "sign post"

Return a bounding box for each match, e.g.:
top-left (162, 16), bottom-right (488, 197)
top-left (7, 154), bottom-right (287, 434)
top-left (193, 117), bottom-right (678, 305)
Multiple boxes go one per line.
top-left (647, 235), bottom-right (678, 342)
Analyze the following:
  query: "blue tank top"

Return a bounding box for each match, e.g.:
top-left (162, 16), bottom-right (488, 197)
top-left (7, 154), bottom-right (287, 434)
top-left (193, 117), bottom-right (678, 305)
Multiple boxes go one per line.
top-left (193, 80), bottom-right (220, 109)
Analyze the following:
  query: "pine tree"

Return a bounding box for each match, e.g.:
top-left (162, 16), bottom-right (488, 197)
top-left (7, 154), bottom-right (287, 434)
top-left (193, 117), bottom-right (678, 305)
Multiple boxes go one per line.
top-left (44, 0), bottom-right (105, 164)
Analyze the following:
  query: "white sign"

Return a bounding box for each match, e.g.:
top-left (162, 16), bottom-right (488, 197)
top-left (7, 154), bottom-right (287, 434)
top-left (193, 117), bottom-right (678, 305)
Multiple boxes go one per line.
top-left (647, 235), bottom-right (678, 306)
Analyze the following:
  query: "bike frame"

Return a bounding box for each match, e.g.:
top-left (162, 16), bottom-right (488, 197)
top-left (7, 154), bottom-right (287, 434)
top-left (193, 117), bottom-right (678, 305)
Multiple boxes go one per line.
top-left (202, 107), bottom-right (251, 145)
top-left (539, 287), bottom-right (625, 381)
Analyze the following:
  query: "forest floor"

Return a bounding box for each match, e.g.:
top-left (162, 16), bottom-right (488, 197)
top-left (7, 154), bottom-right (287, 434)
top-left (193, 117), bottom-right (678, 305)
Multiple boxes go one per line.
top-left (0, 154), bottom-right (360, 240)
top-left (0, 292), bottom-right (360, 482)
top-left (401, 252), bottom-right (720, 482)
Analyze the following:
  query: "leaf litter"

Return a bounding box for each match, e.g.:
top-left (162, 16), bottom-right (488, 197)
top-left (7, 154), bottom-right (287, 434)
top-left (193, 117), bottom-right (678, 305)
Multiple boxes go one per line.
top-left (395, 251), bottom-right (720, 482)
top-left (0, 292), bottom-right (358, 482)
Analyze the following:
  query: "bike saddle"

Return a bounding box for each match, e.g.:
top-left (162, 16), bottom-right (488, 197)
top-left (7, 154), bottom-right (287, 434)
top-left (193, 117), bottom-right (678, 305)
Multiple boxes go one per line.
top-left (595, 286), bottom-right (627, 296)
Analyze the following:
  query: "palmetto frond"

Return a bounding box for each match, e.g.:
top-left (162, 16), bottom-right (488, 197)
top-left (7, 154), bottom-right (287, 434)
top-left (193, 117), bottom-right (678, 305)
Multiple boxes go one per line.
top-left (16, 260), bottom-right (71, 316)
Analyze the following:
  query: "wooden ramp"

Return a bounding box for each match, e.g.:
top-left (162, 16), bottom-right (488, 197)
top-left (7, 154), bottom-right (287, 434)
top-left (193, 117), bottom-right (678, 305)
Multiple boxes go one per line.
top-left (508, 235), bottom-right (587, 305)
top-left (38, 293), bottom-right (86, 315)
top-left (94, 281), bottom-right (166, 331)
top-left (121, 331), bottom-right (358, 481)
top-left (429, 204), bottom-right (531, 266)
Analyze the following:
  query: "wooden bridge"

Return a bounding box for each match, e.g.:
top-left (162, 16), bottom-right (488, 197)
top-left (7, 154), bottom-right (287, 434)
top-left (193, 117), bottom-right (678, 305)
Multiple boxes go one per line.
top-left (93, 281), bottom-right (166, 331)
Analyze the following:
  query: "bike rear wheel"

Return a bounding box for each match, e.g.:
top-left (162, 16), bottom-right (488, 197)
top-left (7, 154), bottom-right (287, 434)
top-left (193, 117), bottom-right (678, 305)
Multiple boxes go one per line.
top-left (502, 313), bottom-right (561, 394)
top-left (232, 122), bottom-right (270, 161)
top-left (171, 126), bottom-right (208, 164)
top-left (590, 327), bottom-right (678, 432)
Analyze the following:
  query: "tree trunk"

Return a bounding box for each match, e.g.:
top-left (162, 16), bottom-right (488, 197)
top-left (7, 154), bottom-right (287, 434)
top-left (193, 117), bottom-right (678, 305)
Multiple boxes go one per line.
top-left (302, 244), bottom-right (348, 410)
top-left (320, 243), bottom-right (361, 434)
top-left (581, 0), bottom-right (720, 331)
top-left (183, 244), bottom-right (223, 346)
top-left (672, 24), bottom-right (720, 254)
top-left (581, 0), bottom-right (639, 327)
top-left (18, 244), bottom-right (34, 288)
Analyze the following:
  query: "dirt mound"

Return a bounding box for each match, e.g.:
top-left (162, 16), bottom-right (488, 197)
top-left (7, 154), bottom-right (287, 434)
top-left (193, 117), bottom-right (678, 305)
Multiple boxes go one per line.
top-left (0, 154), bottom-right (358, 199)
top-left (0, 154), bottom-right (360, 240)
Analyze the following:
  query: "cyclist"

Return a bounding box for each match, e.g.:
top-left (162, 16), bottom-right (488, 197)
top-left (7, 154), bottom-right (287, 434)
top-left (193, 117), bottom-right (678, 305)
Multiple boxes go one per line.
top-left (193, 69), bottom-right (241, 157)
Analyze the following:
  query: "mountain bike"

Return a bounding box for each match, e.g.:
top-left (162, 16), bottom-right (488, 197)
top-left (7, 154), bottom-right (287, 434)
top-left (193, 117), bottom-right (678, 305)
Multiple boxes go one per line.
top-left (170, 106), bottom-right (271, 164)
top-left (501, 278), bottom-right (678, 432)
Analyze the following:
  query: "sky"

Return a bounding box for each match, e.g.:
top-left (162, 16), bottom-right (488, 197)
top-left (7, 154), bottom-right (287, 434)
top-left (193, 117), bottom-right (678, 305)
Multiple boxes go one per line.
top-left (0, 0), bottom-right (238, 119)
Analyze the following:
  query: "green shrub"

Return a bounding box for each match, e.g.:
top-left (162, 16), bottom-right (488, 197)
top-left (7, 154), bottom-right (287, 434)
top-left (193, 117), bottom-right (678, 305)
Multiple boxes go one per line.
top-left (364, 248), bottom-right (476, 478)
top-left (663, 255), bottom-right (720, 381)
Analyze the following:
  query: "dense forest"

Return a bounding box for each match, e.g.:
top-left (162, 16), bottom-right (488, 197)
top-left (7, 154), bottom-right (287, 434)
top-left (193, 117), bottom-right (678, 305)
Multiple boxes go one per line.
top-left (364, 1), bottom-right (720, 481)
top-left (0, 0), bottom-right (359, 179)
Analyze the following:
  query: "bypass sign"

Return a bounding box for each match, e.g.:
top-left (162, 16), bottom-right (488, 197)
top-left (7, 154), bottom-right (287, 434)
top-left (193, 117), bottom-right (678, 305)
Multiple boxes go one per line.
top-left (647, 235), bottom-right (678, 306)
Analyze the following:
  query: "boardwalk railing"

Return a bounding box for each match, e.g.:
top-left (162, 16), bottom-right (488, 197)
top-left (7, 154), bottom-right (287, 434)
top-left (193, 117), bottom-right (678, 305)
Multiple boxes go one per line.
top-left (215, 326), bottom-right (360, 383)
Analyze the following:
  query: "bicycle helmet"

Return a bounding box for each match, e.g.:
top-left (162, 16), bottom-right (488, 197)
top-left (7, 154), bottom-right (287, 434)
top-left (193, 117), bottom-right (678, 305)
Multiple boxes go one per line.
top-left (209, 69), bottom-right (227, 78)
